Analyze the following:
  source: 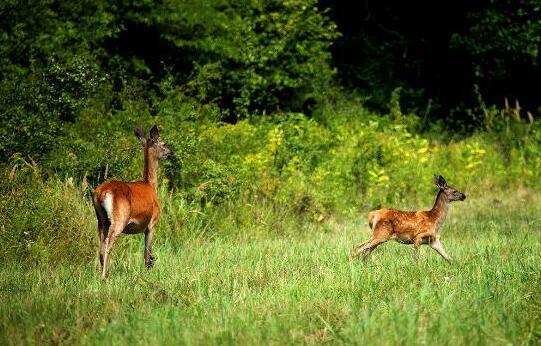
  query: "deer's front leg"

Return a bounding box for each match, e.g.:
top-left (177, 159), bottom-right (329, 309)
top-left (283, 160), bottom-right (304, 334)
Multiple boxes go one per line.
top-left (430, 238), bottom-right (451, 263)
top-left (144, 229), bottom-right (155, 269)
top-left (144, 219), bottom-right (157, 269)
top-left (413, 240), bottom-right (421, 263)
top-left (412, 232), bottom-right (433, 263)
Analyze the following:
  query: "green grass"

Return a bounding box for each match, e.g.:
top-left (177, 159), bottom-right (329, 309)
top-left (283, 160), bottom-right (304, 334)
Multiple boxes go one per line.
top-left (1, 191), bottom-right (541, 345)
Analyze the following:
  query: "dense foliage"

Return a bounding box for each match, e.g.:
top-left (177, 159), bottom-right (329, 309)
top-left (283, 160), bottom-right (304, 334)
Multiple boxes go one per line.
top-left (3, 101), bottom-right (541, 264)
top-left (1, 0), bottom-right (541, 232)
top-left (325, 0), bottom-right (541, 123)
top-left (0, 0), bottom-right (540, 212)
top-left (2, 2), bottom-right (541, 343)
top-left (4, 0), bottom-right (541, 161)
top-left (0, 0), bottom-right (336, 160)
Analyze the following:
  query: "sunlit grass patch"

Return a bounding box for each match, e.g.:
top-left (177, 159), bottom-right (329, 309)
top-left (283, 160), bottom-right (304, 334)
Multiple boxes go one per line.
top-left (1, 192), bottom-right (540, 344)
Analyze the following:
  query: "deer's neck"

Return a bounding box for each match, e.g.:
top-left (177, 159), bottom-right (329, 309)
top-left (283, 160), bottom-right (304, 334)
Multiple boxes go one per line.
top-left (143, 146), bottom-right (158, 190)
top-left (430, 190), bottom-right (449, 229)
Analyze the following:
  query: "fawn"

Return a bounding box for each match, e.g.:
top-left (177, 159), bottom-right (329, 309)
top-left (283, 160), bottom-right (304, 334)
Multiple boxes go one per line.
top-left (353, 175), bottom-right (466, 262)
top-left (92, 125), bottom-right (172, 278)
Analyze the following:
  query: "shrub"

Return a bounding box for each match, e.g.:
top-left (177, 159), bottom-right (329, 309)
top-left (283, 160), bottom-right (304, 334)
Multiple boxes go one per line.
top-left (0, 159), bottom-right (95, 265)
top-left (143, 0), bottom-right (338, 117)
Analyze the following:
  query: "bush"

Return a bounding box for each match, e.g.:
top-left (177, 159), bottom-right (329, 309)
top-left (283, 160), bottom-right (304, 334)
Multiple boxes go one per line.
top-left (2, 98), bottom-right (541, 266)
top-left (0, 160), bottom-right (95, 265)
top-left (41, 92), bottom-right (541, 215)
top-left (122, 0), bottom-right (338, 117)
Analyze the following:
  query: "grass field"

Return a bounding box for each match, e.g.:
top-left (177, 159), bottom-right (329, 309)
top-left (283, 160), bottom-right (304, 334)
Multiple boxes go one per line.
top-left (1, 190), bottom-right (541, 345)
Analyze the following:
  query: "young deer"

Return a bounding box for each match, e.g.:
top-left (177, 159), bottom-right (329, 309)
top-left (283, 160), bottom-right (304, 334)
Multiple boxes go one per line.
top-left (352, 175), bottom-right (466, 262)
top-left (92, 125), bottom-right (172, 278)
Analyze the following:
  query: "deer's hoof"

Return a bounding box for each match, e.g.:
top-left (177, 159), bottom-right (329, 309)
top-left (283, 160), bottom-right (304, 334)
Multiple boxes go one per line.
top-left (147, 256), bottom-right (155, 269)
top-left (351, 246), bottom-right (362, 259)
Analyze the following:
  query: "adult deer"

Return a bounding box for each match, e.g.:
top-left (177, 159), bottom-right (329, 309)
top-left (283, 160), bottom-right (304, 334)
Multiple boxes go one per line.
top-left (352, 175), bottom-right (466, 262)
top-left (92, 125), bottom-right (172, 278)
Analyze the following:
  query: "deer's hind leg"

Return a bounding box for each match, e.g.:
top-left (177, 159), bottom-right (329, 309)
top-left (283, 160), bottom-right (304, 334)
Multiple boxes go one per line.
top-left (98, 223), bottom-right (107, 269)
top-left (353, 222), bottom-right (392, 260)
top-left (352, 239), bottom-right (370, 256)
top-left (101, 199), bottom-right (130, 279)
top-left (93, 198), bottom-right (110, 271)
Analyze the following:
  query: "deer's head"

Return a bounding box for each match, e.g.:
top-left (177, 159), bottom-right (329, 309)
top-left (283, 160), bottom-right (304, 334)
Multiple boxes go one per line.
top-left (135, 125), bottom-right (172, 160)
top-left (434, 175), bottom-right (466, 202)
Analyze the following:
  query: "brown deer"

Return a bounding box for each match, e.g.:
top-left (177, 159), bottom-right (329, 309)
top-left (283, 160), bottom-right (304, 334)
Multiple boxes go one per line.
top-left (92, 125), bottom-right (172, 278)
top-left (353, 175), bottom-right (466, 262)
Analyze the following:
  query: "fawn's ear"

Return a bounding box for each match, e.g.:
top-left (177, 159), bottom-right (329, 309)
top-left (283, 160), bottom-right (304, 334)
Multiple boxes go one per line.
top-left (149, 125), bottom-right (159, 141)
top-left (434, 175), bottom-right (447, 189)
top-left (134, 125), bottom-right (147, 147)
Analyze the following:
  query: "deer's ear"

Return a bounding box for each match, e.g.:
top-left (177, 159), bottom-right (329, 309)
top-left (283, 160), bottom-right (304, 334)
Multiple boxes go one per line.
top-left (434, 175), bottom-right (447, 189)
top-left (134, 125), bottom-right (147, 146)
top-left (150, 125), bottom-right (159, 141)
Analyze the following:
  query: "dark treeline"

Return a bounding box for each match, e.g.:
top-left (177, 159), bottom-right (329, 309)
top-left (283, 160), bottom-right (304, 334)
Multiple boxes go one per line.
top-left (323, 0), bottom-right (541, 124)
top-left (1, 0), bottom-right (541, 161)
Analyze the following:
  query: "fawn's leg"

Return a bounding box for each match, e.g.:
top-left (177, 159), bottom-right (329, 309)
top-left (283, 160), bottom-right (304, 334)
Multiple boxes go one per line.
top-left (353, 212), bottom-right (378, 257)
top-left (354, 222), bottom-right (392, 260)
top-left (352, 239), bottom-right (370, 257)
top-left (413, 240), bottom-right (421, 263)
top-left (96, 218), bottom-right (105, 270)
top-left (359, 237), bottom-right (389, 260)
top-left (430, 238), bottom-right (451, 263)
top-left (413, 232), bottom-right (434, 263)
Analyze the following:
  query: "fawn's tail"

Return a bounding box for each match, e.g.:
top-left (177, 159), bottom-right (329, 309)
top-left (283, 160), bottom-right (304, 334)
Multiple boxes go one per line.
top-left (368, 211), bottom-right (379, 232)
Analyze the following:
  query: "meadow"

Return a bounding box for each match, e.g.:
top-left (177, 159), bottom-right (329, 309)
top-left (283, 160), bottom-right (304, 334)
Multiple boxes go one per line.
top-left (1, 178), bottom-right (540, 345)
top-left (3, 2), bottom-right (541, 344)
top-left (2, 101), bottom-right (541, 345)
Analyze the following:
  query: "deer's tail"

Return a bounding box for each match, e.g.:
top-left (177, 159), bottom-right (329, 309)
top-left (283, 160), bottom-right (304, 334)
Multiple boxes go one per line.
top-left (368, 211), bottom-right (379, 233)
top-left (92, 188), bottom-right (113, 223)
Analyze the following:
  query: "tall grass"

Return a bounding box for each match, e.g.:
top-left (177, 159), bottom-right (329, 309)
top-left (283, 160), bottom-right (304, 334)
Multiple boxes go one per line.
top-left (2, 105), bottom-right (541, 344)
top-left (1, 171), bottom-right (540, 344)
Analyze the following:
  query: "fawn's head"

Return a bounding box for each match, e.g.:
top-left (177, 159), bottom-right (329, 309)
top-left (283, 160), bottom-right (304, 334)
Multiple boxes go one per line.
top-left (434, 175), bottom-right (466, 202)
top-left (135, 125), bottom-right (172, 160)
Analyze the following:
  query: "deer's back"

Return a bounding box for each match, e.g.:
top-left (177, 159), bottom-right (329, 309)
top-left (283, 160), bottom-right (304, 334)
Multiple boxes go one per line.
top-left (93, 180), bottom-right (160, 225)
top-left (371, 208), bottom-right (433, 236)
